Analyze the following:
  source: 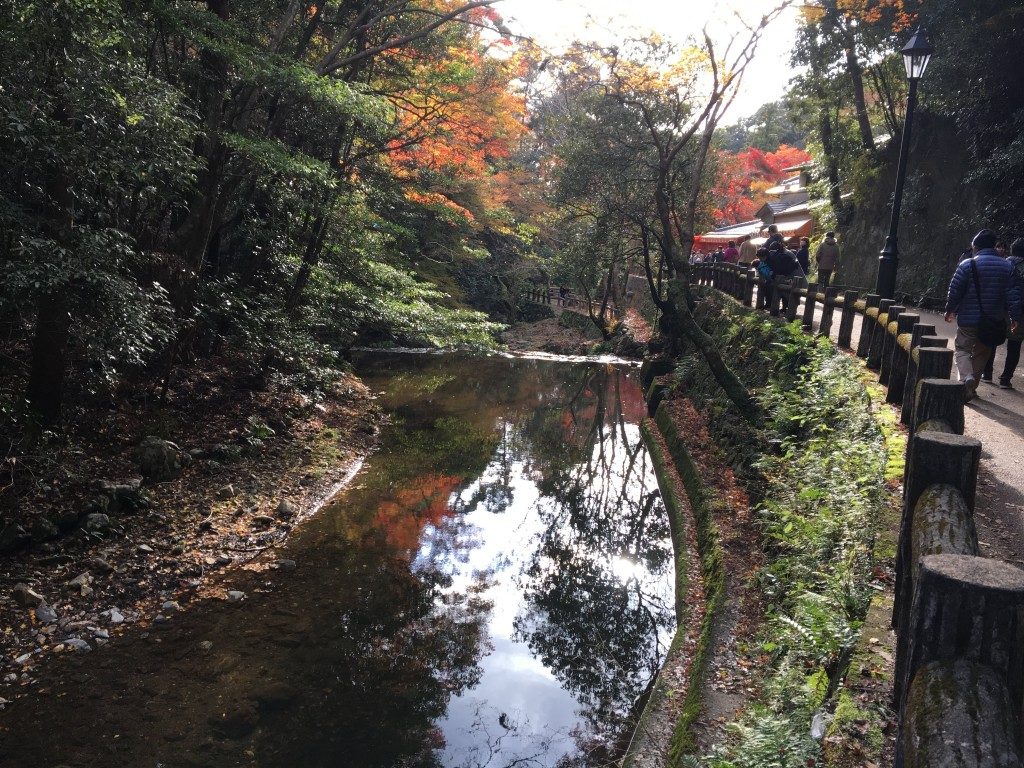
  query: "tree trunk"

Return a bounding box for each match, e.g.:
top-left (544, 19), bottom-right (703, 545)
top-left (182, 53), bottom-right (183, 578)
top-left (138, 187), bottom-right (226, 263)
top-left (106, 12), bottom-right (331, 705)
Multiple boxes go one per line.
top-left (844, 44), bottom-right (875, 152)
top-left (664, 282), bottom-right (761, 425)
top-left (26, 292), bottom-right (71, 425)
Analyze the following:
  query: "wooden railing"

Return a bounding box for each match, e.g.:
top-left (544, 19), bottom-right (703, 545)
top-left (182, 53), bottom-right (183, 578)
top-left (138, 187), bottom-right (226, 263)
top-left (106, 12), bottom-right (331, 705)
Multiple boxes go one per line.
top-left (522, 288), bottom-right (618, 320)
top-left (692, 262), bottom-right (1024, 768)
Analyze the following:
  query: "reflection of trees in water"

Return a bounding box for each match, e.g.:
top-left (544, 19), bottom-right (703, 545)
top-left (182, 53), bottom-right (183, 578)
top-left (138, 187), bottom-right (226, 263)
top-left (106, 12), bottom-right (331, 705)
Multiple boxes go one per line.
top-left (234, 531), bottom-right (495, 768)
top-left (442, 702), bottom-right (573, 768)
top-left (511, 367), bottom-right (674, 762)
top-left (358, 357), bottom-right (670, 767)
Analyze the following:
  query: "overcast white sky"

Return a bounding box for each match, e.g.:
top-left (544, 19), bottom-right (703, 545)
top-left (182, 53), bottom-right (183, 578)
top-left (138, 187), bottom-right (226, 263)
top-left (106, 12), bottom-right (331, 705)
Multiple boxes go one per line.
top-left (498, 0), bottom-right (801, 121)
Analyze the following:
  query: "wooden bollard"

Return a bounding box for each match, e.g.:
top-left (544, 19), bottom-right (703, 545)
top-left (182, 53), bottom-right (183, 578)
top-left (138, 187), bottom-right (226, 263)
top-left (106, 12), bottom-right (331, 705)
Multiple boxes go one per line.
top-left (912, 379), bottom-right (966, 436)
top-left (767, 277), bottom-right (781, 317)
top-left (895, 431), bottom-right (982, 631)
top-left (819, 287), bottom-right (838, 338)
top-left (785, 279), bottom-right (802, 322)
top-left (902, 660), bottom-right (1024, 768)
top-left (879, 306), bottom-right (907, 384)
top-left (868, 299), bottom-right (897, 370)
top-left (886, 313), bottom-right (921, 404)
top-left (837, 290), bottom-right (859, 349)
top-left (801, 283), bottom-right (818, 332)
top-left (902, 555), bottom-right (1024, 722)
top-left (856, 294), bottom-right (881, 358)
top-left (902, 343), bottom-right (953, 426)
top-left (894, 484), bottom-right (981, 710)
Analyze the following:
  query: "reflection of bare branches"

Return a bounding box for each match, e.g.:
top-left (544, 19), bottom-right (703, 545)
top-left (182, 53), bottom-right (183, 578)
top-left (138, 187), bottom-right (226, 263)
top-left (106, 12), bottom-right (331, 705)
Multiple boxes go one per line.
top-left (505, 368), bottom-right (675, 761)
top-left (449, 701), bottom-right (572, 768)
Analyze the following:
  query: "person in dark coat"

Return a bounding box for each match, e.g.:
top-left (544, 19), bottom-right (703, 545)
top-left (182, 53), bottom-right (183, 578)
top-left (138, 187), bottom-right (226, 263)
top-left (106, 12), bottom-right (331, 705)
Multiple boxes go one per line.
top-left (944, 229), bottom-right (1022, 400)
top-left (765, 241), bottom-right (802, 314)
top-left (795, 237), bottom-right (811, 276)
top-left (982, 237), bottom-right (1024, 388)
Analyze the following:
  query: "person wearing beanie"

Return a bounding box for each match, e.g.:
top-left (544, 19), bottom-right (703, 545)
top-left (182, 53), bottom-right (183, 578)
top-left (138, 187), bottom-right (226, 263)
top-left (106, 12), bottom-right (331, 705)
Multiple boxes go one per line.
top-left (944, 228), bottom-right (1022, 401)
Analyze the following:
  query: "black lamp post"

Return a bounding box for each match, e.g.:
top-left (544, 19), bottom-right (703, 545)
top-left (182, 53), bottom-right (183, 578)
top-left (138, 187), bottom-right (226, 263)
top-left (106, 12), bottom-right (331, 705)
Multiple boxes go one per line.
top-left (876, 25), bottom-right (934, 300)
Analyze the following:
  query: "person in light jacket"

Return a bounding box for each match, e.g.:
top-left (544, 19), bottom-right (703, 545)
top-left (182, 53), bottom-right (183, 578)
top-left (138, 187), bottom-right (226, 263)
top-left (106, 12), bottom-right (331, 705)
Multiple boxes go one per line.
top-left (815, 232), bottom-right (840, 287)
top-left (738, 235), bottom-right (758, 265)
top-left (944, 229), bottom-right (1022, 400)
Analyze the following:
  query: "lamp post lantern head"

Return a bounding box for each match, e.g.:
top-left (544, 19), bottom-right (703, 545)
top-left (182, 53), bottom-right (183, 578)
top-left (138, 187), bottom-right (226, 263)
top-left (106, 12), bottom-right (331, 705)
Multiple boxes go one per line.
top-left (902, 25), bottom-right (934, 81)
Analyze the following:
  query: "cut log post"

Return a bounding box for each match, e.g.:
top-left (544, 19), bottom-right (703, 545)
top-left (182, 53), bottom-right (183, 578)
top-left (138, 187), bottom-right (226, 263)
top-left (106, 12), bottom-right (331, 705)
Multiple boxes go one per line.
top-left (894, 484), bottom-right (981, 708)
top-left (801, 283), bottom-right (818, 332)
top-left (886, 313), bottom-right (921, 404)
top-left (742, 269), bottom-right (755, 307)
top-left (856, 294), bottom-right (882, 358)
top-left (785, 279), bottom-right (802, 322)
top-left (837, 290), bottom-right (859, 349)
top-left (902, 660), bottom-right (1024, 768)
top-left (901, 555), bottom-right (1024, 723)
top-left (912, 379), bottom-right (966, 437)
top-left (895, 431), bottom-right (981, 632)
top-left (911, 323), bottom-right (936, 350)
top-left (879, 306), bottom-right (907, 384)
top-left (766, 278), bottom-right (779, 316)
top-left (868, 299), bottom-right (897, 370)
top-left (902, 343), bottom-right (954, 426)
top-left (819, 287), bottom-right (838, 338)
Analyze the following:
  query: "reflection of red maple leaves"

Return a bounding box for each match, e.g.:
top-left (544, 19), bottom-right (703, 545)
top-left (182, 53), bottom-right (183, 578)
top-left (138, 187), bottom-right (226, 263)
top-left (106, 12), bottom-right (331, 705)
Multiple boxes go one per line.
top-left (618, 376), bottom-right (648, 424)
top-left (711, 145), bottom-right (813, 225)
top-left (375, 473), bottom-right (464, 553)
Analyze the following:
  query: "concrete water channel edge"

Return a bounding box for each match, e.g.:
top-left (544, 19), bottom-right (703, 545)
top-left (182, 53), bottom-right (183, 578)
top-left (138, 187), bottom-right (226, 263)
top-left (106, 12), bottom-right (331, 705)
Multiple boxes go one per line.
top-left (690, 263), bottom-right (1024, 767)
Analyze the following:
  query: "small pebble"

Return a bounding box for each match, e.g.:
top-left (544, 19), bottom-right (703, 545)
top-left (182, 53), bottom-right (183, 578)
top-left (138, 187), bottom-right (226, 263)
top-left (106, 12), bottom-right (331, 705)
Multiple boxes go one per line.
top-left (226, 591), bottom-right (245, 603)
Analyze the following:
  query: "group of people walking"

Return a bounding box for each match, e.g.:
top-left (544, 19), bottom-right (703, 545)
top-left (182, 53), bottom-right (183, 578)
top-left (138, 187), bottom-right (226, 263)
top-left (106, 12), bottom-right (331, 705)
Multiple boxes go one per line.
top-left (693, 225), bottom-right (1024, 398)
top-left (691, 229), bottom-right (842, 291)
top-left (945, 229), bottom-right (1023, 399)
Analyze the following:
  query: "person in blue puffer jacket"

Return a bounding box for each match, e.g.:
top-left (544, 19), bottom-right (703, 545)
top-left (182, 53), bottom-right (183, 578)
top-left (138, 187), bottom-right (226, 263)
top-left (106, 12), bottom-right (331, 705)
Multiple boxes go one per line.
top-left (944, 229), bottom-right (1023, 400)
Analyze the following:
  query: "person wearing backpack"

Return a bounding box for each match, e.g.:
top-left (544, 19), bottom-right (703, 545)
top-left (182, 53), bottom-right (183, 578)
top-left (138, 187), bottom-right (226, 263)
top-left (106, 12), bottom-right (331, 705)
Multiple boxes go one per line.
top-left (766, 240), bottom-right (803, 314)
top-left (944, 229), bottom-right (1022, 401)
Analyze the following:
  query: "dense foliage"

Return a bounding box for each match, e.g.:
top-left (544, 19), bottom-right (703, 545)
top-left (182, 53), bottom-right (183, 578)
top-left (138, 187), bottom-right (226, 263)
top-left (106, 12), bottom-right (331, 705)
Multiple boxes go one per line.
top-left (783, 0), bottom-right (1024, 292)
top-left (671, 296), bottom-right (891, 768)
top-left (0, 0), bottom-right (523, 429)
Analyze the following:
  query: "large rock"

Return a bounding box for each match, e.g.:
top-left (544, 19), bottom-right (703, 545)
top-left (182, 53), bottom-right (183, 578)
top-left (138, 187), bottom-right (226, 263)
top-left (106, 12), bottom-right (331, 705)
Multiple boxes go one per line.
top-left (31, 516), bottom-right (60, 543)
top-left (82, 513), bottom-right (111, 535)
top-left (12, 583), bottom-right (45, 608)
top-left (0, 523), bottom-right (31, 555)
top-left (96, 480), bottom-right (149, 513)
top-left (133, 437), bottom-right (183, 483)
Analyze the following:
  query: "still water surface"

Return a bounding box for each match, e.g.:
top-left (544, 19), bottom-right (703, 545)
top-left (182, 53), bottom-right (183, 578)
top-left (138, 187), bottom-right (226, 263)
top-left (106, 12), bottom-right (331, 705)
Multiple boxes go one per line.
top-left (0, 353), bottom-right (674, 768)
top-left (354, 354), bottom-right (675, 767)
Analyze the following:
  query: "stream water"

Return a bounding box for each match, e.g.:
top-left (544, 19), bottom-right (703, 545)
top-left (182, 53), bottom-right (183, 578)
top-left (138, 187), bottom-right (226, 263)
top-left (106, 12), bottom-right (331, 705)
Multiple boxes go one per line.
top-left (0, 353), bottom-right (675, 768)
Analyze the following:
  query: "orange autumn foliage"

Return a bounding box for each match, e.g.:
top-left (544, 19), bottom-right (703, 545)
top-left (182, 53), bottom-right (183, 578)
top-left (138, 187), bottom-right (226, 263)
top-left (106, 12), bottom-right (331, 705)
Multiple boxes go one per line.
top-left (383, 16), bottom-right (527, 223)
top-left (711, 145), bottom-right (813, 225)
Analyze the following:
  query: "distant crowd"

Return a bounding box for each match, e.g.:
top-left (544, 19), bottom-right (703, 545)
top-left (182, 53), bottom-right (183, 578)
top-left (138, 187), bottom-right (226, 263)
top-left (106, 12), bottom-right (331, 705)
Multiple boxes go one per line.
top-left (692, 226), bottom-right (1024, 398)
top-left (691, 225), bottom-right (841, 314)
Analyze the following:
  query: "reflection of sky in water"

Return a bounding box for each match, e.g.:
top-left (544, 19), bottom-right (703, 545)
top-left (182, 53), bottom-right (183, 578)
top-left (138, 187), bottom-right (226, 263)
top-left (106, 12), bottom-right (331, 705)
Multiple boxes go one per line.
top-left (416, 421), bottom-right (674, 767)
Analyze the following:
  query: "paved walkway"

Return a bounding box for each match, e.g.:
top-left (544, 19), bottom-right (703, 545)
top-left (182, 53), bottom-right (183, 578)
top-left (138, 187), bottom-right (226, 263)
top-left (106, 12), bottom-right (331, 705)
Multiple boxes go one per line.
top-left (758, 288), bottom-right (1024, 565)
